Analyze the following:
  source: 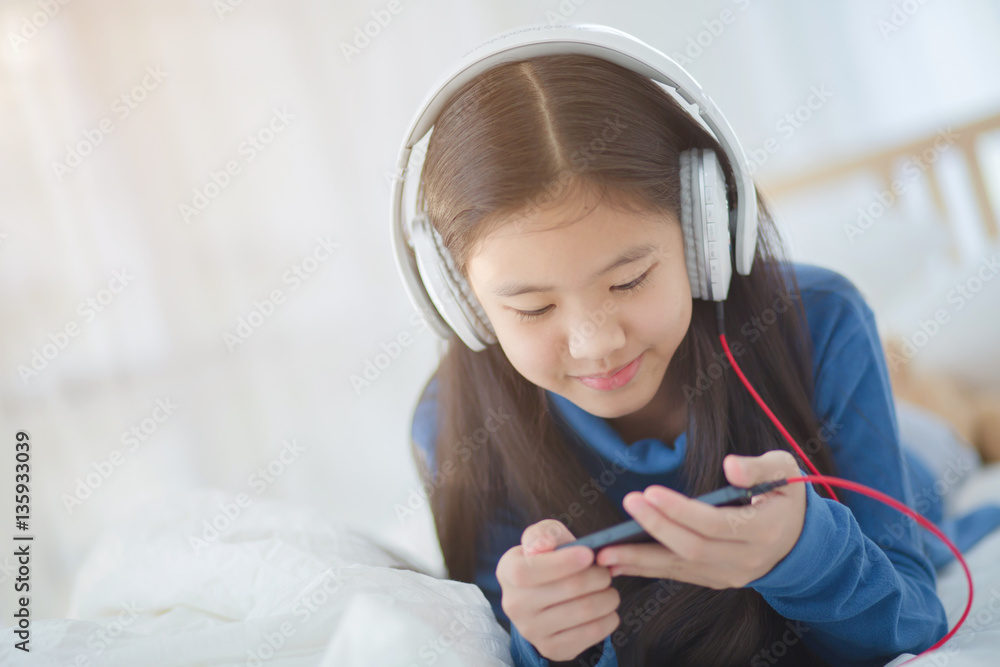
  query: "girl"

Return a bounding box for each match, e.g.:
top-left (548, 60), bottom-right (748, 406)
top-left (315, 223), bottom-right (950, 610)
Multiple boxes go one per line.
top-left (405, 49), bottom-right (1000, 666)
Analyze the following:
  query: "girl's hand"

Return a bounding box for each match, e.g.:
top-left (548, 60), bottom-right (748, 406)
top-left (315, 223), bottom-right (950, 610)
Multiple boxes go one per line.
top-left (496, 519), bottom-right (620, 662)
top-left (595, 450), bottom-right (806, 589)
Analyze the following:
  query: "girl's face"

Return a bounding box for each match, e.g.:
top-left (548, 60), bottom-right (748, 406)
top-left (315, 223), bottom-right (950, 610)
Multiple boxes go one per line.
top-left (465, 191), bottom-right (693, 422)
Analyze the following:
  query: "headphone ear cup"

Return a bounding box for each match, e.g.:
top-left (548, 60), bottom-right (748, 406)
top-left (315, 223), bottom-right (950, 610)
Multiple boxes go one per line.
top-left (409, 213), bottom-right (497, 351)
top-left (680, 148), bottom-right (733, 301)
top-left (679, 149), bottom-right (708, 300)
top-left (702, 149), bottom-right (732, 301)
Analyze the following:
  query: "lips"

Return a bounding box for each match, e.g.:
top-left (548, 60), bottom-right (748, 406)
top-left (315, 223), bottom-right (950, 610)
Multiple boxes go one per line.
top-left (574, 353), bottom-right (644, 391)
top-left (575, 355), bottom-right (638, 379)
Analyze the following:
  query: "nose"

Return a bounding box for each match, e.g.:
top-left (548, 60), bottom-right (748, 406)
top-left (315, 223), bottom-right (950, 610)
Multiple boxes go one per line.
top-left (566, 307), bottom-right (626, 363)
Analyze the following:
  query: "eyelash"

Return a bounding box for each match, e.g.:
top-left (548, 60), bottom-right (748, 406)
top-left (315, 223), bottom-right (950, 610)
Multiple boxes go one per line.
top-left (512, 269), bottom-right (654, 322)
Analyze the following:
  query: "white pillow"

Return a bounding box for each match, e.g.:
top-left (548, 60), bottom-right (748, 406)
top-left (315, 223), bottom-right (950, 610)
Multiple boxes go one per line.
top-left (0, 488), bottom-right (513, 667)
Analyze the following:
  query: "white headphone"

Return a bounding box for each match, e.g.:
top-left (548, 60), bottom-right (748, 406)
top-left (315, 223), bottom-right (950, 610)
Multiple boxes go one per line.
top-left (390, 23), bottom-right (758, 352)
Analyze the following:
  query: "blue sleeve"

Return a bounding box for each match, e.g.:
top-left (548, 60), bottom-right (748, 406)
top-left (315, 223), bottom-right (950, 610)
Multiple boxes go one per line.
top-left (746, 267), bottom-right (949, 666)
top-left (510, 627), bottom-right (617, 666)
top-left (411, 375), bottom-right (619, 666)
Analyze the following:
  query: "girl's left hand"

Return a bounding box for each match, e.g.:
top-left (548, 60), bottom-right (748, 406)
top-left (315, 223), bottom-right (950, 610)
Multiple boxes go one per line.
top-left (595, 450), bottom-right (806, 589)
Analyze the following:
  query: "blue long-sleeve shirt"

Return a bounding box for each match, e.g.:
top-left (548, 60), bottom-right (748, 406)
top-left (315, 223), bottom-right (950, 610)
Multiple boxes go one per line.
top-left (409, 263), bottom-right (1000, 667)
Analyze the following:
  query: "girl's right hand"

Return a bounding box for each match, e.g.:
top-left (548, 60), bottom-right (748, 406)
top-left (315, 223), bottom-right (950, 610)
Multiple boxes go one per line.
top-left (496, 519), bottom-right (621, 662)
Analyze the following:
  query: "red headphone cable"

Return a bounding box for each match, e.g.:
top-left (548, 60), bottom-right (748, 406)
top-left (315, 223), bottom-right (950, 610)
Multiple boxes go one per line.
top-left (714, 301), bottom-right (972, 662)
top-left (714, 301), bottom-right (839, 502)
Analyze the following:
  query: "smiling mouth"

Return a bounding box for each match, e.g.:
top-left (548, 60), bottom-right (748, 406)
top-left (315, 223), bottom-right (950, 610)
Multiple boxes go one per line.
top-left (573, 353), bottom-right (644, 391)
top-left (575, 354), bottom-right (639, 379)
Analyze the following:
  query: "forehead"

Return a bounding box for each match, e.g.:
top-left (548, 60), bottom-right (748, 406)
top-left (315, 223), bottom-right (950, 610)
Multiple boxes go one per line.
top-left (467, 196), bottom-right (673, 293)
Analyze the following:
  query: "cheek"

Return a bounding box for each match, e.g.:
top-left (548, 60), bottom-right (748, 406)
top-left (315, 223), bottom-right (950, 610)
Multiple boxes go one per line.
top-left (638, 276), bottom-right (692, 343)
top-left (498, 332), bottom-right (558, 381)
top-left (488, 315), bottom-right (533, 357)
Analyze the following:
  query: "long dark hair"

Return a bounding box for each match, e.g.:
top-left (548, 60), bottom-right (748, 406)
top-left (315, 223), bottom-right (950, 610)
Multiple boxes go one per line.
top-left (410, 53), bottom-right (839, 666)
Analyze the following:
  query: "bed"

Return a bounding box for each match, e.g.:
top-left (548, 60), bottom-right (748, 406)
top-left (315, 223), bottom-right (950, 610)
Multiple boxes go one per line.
top-left (4, 464), bottom-right (1000, 666)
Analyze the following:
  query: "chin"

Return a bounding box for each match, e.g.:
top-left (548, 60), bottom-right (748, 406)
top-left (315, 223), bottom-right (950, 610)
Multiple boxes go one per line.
top-left (565, 375), bottom-right (654, 417)
top-left (580, 400), bottom-right (640, 419)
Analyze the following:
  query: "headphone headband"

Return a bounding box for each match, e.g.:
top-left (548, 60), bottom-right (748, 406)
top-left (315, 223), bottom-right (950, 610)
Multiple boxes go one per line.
top-left (390, 23), bottom-right (758, 345)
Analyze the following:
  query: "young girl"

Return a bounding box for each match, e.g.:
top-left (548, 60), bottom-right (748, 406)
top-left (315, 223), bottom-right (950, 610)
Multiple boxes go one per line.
top-left (403, 45), bottom-right (1000, 667)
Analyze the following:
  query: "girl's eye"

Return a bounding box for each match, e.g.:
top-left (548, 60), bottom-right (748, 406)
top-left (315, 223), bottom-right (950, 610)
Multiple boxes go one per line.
top-left (512, 267), bottom-right (654, 322)
top-left (513, 307), bottom-right (551, 322)
top-left (614, 268), bottom-right (653, 294)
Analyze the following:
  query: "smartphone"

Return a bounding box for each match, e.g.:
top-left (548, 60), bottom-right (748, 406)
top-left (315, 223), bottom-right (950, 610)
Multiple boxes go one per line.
top-left (555, 483), bottom-right (763, 552)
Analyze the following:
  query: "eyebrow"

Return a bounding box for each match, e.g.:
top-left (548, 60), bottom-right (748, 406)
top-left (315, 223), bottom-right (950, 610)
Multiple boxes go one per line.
top-left (492, 243), bottom-right (658, 297)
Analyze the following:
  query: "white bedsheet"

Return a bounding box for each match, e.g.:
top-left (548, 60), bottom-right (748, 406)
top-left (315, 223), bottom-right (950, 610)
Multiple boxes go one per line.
top-left (884, 462), bottom-right (1000, 667)
top-left (0, 490), bottom-right (512, 667)
top-left (4, 465), bottom-right (1000, 667)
